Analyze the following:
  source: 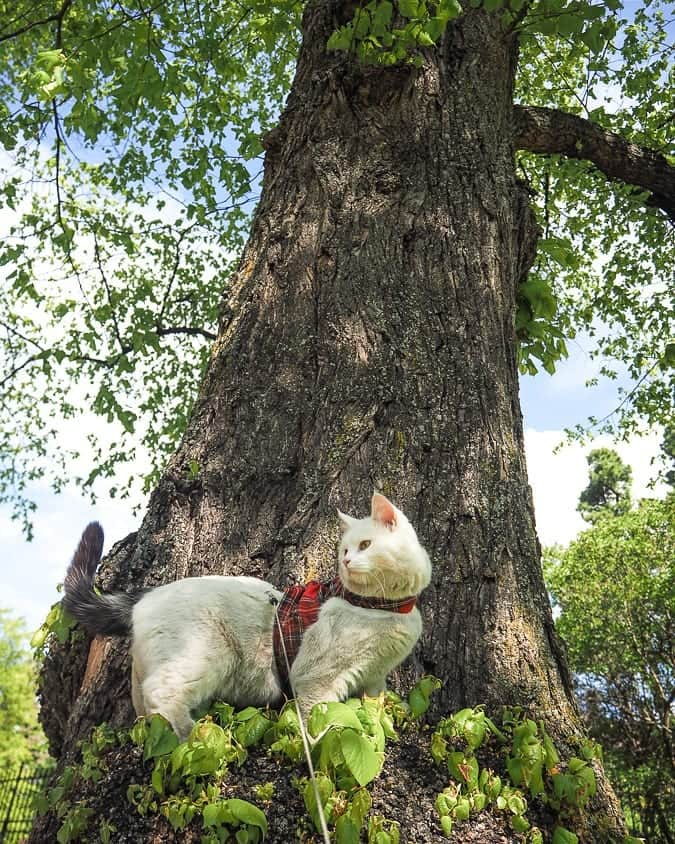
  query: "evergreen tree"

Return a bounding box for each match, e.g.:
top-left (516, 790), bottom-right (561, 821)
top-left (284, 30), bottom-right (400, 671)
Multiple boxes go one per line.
top-left (577, 448), bottom-right (632, 523)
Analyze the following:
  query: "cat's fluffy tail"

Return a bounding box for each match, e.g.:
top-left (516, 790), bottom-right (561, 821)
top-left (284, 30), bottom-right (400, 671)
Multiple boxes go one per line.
top-left (62, 522), bottom-right (136, 637)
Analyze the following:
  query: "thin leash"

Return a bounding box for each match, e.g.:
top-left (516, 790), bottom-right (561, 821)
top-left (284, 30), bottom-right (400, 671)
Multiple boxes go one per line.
top-left (270, 594), bottom-right (331, 844)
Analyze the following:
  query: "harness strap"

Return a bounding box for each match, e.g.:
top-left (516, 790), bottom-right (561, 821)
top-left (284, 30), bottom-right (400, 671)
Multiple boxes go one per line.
top-left (272, 577), bottom-right (417, 695)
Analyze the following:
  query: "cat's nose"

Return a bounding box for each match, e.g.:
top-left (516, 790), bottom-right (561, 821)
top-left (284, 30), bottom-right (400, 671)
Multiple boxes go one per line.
top-left (343, 558), bottom-right (351, 567)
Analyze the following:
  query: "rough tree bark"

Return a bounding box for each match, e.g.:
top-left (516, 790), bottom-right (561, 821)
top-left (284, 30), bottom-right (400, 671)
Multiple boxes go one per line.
top-left (32, 2), bottom-right (627, 841)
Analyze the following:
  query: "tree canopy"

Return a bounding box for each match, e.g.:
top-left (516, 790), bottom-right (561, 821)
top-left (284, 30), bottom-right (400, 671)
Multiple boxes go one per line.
top-left (577, 446), bottom-right (632, 522)
top-left (0, 608), bottom-right (49, 770)
top-left (0, 0), bottom-right (673, 534)
top-left (545, 496), bottom-right (674, 841)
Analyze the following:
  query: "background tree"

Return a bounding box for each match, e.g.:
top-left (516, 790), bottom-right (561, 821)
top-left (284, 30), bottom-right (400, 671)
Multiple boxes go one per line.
top-left (0, 0), bottom-right (672, 840)
top-left (545, 496), bottom-right (675, 842)
top-left (577, 448), bottom-right (633, 523)
top-left (662, 425), bottom-right (675, 489)
top-left (0, 608), bottom-right (50, 770)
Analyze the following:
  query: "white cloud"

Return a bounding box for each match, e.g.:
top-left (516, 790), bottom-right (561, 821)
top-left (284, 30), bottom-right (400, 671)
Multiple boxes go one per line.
top-left (525, 427), bottom-right (667, 547)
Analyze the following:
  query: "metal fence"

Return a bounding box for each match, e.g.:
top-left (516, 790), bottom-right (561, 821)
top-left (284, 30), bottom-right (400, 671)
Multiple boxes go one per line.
top-left (0, 764), bottom-right (51, 844)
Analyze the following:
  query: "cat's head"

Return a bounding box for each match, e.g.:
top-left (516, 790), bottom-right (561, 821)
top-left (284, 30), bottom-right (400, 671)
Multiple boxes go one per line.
top-left (337, 493), bottom-right (431, 599)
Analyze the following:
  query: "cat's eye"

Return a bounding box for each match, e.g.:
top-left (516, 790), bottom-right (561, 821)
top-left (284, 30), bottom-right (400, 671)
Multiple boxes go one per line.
top-left (358, 540), bottom-right (371, 551)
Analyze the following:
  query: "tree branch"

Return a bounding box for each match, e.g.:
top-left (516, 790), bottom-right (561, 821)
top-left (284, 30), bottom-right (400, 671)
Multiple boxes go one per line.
top-left (514, 104), bottom-right (675, 222)
top-left (0, 352), bottom-right (44, 389)
top-left (155, 326), bottom-right (216, 341)
top-left (0, 0), bottom-right (71, 44)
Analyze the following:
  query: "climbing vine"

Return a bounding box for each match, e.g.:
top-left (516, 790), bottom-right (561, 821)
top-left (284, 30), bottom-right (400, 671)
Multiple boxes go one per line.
top-left (34, 680), bottom-right (642, 842)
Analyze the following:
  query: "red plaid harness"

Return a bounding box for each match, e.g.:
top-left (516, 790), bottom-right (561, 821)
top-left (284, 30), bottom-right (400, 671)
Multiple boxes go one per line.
top-left (272, 576), bottom-right (417, 696)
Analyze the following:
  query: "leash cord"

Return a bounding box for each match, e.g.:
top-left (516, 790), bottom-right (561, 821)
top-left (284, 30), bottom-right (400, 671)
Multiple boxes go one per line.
top-left (271, 595), bottom-right (331, 844)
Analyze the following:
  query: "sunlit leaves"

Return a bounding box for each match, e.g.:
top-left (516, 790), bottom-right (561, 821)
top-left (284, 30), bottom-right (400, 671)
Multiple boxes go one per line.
top-left (0, 0), bottom-right (672, 527)
top-left (544, 496), bottom-right (674, 837)
top-left (514, 1), bottom-right (674, 439)
top-left (0, 0), bottom-right (302, 529)
top-left (0, 608), bottom-right (50, 770)
top-left (327, 0), bottom-right (463, 66)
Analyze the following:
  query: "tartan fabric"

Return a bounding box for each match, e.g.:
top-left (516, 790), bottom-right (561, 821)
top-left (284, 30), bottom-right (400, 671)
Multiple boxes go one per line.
top-left (272, 576), bottom-right (417, 696)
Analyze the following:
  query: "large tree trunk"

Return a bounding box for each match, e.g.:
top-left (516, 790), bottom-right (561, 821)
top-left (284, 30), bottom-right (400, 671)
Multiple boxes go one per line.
top-left (33, 2), bottom-right (625, 840)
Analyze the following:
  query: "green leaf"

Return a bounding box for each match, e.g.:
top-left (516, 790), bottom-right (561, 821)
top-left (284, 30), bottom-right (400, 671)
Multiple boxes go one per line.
top-left (202, 802), bottom-right (225, 827)
top-left (354, 8), bottom-right (372, 38)
top-left (327, 26), bottom-right (355, 51)
top-left (349, 787), bottom-right (372, 828)
top-left (453, 797), bottom-right (470, 821)
top-left (430, 732), bottom-right (447, 763)
top-left (303, 773), bottom-right (334, 832)
top-left (552, 827), bottom-right (579, 844)
top-left (234, 706), bottom-right (261, 721)
top-left (447, 752), bottom-right (478, 789)
top-left (556, 14), bottom-right (584, 38)
top-left (472, 792), bottom-right (486, 811)
top-left (408, 688), bottom-right (428, 718)
top-left (226, 798), bottom-right (268, 834)
top-left (336, 814), bottom-right (360, 844)
top-left (182, 721), bottom-right (231, 774)
top-left (438, 0), bottom-right (462, 19)
top-left (143, 715), bottom-right (179, 760)
top-left (151, 760), bottom-right (165, 795)
top-left (235, 712), bottom-right (272, 747)
top-left (372, 1), bottom-right (394, 35)
top-left (339, 729), bottom-right (385, 786)
top-left (398, 0), bottom-right (420, 18)
top-left (511, 814), bottom-right (530, 832)
top-left (308, 701), bottom-right (365, 737)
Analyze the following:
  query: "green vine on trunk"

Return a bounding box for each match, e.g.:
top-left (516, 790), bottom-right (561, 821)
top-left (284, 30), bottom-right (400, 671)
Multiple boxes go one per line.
top-left (431, 705), bottom-right (641, 843)
top-left (33, 678), bottom-right (439, 843)
top-left (33, 679), bottom-right (640, 843)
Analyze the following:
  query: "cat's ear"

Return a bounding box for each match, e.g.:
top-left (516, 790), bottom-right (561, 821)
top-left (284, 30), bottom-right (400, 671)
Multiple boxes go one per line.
top-left (337, 510), bottom-right (357, 532)
top-left (371, 493), bottom-right (398, 530)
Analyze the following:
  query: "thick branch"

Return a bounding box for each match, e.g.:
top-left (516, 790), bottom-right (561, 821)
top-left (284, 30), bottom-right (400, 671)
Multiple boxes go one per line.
top-left (514, 104), bottom-right (675, 222)
top-left (155, 326), bottom-right (216, 341)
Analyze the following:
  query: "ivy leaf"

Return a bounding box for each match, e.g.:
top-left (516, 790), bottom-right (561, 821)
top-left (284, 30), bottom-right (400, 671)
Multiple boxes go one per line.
top-left (552, 827), bottom-right (579, 844)
top-left (143, 715), bottom-right (179, 761)
top-left (308, 701), bottom-right (364, 737)
top-left (398, 0), bottom-right (420, 18)
top-left (225, 798), bottom-right (268, 835)
top-left (339, 729), bottom-right (385, 786)
top-left (335, 815), bottom-right (360, 844)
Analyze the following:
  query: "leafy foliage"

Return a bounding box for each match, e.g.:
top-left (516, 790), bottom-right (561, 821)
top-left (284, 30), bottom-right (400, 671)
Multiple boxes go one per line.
top-left (327, 0), bottom-right (463, 67)
top-left (268, 686), bottom-right (431, 841)
top-left (30, 585), bottom-right (79, 659)
top-left (514, 2), bottom-right (674, 439)
top-left (545, 496), bottom-right (675, 842)
top-left (0, 0), bottom-right (302, 531)
top-left (0, 0), bottom-right (672, 529)
top-left (662, 424), bottom-right (675, 488)
top-left (36, 680), bottom-right (437, 843)
top-left (431, 704), bottom-right (604, 842)
top-left (577, 447), bottom-right (632, 523)
top-left (0, 608), bottom-right (51, 770)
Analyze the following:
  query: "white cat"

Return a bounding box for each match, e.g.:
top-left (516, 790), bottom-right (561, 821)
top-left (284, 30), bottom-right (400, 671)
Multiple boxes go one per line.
top-left (63, 493), bottom-right (431, 740)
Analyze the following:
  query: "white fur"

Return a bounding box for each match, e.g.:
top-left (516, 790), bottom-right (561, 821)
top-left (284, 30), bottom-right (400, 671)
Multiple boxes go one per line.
top-left (129, 494), bottom-right (431, 739)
